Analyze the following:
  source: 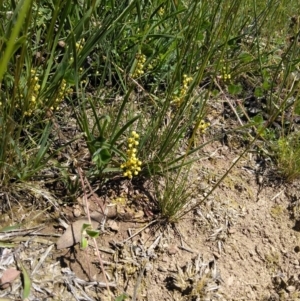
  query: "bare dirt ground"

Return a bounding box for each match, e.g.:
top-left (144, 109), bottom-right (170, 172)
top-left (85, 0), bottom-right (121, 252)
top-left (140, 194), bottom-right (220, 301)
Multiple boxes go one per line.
top-left (1, 104), bottom-right (300, 300)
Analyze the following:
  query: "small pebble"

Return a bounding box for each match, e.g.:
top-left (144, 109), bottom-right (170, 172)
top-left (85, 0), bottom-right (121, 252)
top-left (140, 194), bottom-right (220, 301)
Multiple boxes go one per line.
top-left (168, 244), bottom-right (178, 255)
top-left (73, 207), bottom-right (81, 217)
top-left (144, 262), bottom-right (153, 272)
top-left (286, 285), bottom-right (296, 293)
top-left (292, 259), bottom-right (299, 265)
top-left (213, 252), bottom-right (220, 259)
top-left (199, 182), bottom-right (208, 191)
top-left (227, 275), bottom-right (234, 286)
top-left (252, 255), bottom-right (260, 262)
top-left (107, 220), bottom-right (119, 232)
top-left (228, 228), bottom-right (236, 234)
top-left (134, 210), bottom-right (144, 219)
top-left (161, 255), bottom-right (168, 262)
top-left (157, 266), bottom-right (167, 272)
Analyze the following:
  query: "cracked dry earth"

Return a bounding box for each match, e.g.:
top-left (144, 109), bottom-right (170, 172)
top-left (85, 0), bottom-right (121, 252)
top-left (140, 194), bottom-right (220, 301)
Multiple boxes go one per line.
top-left (1, 140), bottom-right (300, 300)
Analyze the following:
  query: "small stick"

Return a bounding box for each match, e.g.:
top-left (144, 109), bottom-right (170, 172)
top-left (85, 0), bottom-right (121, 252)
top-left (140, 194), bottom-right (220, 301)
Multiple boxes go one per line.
top-left (132, 261), bottom-right (147, 301)
top-left (214, 79), bottom-right (245, 127)
top-left (178, 245), bottom-right (194, 253)
top-left (122, 220), bottom-right (157, 243)
top-left (271, 189), bottom-right (284, 201)
top-left (77, 167), bottom-right (110, 294)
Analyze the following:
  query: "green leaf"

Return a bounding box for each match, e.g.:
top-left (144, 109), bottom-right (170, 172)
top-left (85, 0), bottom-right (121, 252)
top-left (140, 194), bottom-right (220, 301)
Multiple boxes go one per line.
top-left (102, 167), bottom-right (123, 173)
top-left (141, 43), bottom-right (154, 56)
top-left (80, 223), bottom-right (99, 248)
top-left (0, 0), bottom-right (32, 81)
top-left (86, 229), bottom-right (100, 238)
top-left (64, 69), bottom-right (76, 85)
top-left (262, 80), bottom-right (270, 90)
top-left (0, 224), bottom-right (22, 232)
top-left (81, 237), bottom-right (88, 249)
top-left (239, 52), bottom-right (253, 63)
top-left (228, 84), bottom-right (242, 95)
top-left (254, 87), bottom-right (264, 97)
top-left (92, 148), bottom-right (111, 165)
top-left (19, 261), bottom-right (31, 299)
top-left (115, 293), bottom-right (128, 301)
top-left (252, 114), bottom-right (264, 124)
top-left (81, 223), bottom-right (92, 233)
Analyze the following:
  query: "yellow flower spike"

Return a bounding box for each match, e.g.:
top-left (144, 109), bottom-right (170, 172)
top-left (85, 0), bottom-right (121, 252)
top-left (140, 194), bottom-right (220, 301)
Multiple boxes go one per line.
top-left (121, 131), bottom-right (141, 178)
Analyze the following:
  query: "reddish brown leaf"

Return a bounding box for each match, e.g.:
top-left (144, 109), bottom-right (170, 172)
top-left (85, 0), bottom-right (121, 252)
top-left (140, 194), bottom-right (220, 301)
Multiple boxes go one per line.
top-left (0, 268), bottom-right (20, 289)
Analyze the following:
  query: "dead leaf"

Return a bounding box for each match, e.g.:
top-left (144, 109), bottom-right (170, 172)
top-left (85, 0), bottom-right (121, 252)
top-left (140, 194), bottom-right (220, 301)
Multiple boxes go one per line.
top-left (0, 268), bottom-right (20, 289)
top-left (56, 218), bottom-right (99, 249)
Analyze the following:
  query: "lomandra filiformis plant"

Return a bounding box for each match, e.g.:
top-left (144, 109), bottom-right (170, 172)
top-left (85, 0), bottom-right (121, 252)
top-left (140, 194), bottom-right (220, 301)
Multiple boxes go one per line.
top-left (121, 131), bottom-right (142, 179)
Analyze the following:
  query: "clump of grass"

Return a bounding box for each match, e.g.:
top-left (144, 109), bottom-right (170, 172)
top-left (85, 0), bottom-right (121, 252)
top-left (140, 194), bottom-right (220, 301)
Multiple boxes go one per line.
top-left (273, 132), bottom-right (300, 182)
top-left (1, 0), bottom-right (300, 223)
top-left (265, 248), bottom-right (281, 271)
top-left (270, 204), bottom-right (286, 220)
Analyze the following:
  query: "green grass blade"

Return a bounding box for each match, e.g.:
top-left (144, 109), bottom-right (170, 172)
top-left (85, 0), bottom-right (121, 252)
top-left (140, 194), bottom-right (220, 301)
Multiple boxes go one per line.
top-left (0, 0), bottom-right (32, 81)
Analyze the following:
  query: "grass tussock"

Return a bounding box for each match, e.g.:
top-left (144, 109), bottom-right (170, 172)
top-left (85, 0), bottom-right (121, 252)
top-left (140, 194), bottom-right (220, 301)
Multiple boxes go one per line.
top-left (0, 0), bottom-right (300, 221)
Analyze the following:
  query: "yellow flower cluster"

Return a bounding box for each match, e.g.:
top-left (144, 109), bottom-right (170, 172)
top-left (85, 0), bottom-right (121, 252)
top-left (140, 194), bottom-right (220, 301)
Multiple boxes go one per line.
top-left (172, 74), bottom-right (193, 107)
top-left (132, 54), bottom-right (146, 78)
top-left (24, 69), bottom-right (41, 116)
top-left (221, 66), bottom-right (231, 81)
top-left (50, 79), bottom-right (73, 110)
top-left (13, 69), bottom-right (74, 116)
top-left (197, 120), bottom-right (210, 134)
top-left (121, 131), bottom-right (142, 179)
top-left (158, 7), bottom-right (165, 16)
top-left (76, 38), bottom-right (85, 52)
top-left (112, 196), bottom-right (127, 206)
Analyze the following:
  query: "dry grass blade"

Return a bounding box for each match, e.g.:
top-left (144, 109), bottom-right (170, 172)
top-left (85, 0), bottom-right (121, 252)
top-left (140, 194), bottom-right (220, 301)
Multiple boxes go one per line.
top-left (31, 245), bottom-right (54, 275)
top-left (0, 226), bottom-right (44, 240)
top-left (14, 182), bottom-right (60, 209)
